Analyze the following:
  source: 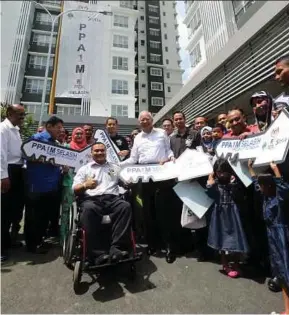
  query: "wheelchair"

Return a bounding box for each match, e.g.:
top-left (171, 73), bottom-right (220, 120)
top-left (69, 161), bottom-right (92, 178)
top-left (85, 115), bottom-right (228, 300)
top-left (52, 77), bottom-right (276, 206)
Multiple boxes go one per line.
top-left (62, 189), bottom-right (143, 293)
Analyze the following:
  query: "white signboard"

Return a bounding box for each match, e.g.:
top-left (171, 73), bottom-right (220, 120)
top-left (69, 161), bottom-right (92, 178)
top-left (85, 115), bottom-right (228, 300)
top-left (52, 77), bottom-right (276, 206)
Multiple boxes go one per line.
top-left (176, 149), bottom-right (213, 181)
top-left (253, 110), bottom-right (289, 166)
top-left (215, 109), bottom-right (289, 166)
top-left (93, 129), bottom-right (121, 164)
top-left (56, 1), bottom-right (110, 98)
top-left (119, 162), bottom-right (178, 183)
top-left (173, 181), bottom-right (214, 219)
top-left (21, 140), bottom-right (93, 172)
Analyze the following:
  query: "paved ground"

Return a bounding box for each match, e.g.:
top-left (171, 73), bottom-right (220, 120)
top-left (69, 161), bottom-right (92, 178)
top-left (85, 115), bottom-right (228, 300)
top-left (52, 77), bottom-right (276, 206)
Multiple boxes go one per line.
top-left (1, 242), bottom-right (283, 314)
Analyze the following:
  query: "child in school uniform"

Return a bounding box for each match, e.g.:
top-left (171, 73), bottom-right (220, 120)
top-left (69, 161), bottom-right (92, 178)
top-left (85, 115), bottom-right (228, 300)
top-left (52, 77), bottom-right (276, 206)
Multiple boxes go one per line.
top-left (206, 158), bottom-right (250, 278)
top-left (248, 160), bottom-right (289, 314)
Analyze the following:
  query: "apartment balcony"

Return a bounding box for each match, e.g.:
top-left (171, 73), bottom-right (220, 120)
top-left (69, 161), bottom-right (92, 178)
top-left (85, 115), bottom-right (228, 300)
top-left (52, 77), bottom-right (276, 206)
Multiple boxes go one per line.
top-left (33, 22), bottom-right (58, 33)
top-left (25, 66), bottom-right (53, 78)
top-left (37, 0), bottom-right (61, 12)
top-left (29, 43), bottom-right (56, 54)
top-left (21, 92), bottom-right (50, 103)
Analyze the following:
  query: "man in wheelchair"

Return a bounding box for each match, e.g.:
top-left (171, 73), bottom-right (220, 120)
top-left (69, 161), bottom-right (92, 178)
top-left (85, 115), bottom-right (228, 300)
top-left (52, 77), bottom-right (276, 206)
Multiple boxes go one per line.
top-left (72, 142), bottom-right (132, 265)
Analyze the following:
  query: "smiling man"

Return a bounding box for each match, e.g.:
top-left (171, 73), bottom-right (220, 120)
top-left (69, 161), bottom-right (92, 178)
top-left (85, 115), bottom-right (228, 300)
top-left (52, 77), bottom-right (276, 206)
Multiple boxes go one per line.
top-left (73, 142), bottom-right (131, 265)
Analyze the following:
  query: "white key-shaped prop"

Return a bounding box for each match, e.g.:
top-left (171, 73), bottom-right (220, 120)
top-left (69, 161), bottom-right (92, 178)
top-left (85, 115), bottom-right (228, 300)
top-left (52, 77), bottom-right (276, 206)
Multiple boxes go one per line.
top-left (120, 162), bottom-right (178, 183)
top-left (21, 140), bottom-right (93, 172)
top-left (215, 109), bottom-right (289, 166)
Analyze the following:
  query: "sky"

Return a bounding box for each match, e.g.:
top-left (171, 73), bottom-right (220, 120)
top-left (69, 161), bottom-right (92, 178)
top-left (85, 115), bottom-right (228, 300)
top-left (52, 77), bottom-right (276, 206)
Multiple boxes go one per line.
top-left (176, 0), bottom-right (191, 83)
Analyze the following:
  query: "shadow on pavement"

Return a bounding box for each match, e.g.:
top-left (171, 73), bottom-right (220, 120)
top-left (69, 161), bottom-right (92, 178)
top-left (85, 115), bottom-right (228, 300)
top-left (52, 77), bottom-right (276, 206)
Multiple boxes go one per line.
top-left (1, 236), bottom-right (61, 272)
top-left (73, 252), bottom-right (158, 302)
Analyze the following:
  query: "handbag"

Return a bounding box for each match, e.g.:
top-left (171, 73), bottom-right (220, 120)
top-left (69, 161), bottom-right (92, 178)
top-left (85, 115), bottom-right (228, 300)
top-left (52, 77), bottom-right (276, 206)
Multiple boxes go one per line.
top-left (181, 204), bottom-right (207, 229)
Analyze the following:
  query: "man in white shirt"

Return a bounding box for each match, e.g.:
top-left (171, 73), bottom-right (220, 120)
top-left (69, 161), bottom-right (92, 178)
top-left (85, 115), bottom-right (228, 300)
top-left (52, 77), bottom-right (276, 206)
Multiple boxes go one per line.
top-left (121, 111), bottom-right (176, 263)
top-left (0, 104), bottom-right (25, 261)
top-left (73, 142), bottom-right (132, 265)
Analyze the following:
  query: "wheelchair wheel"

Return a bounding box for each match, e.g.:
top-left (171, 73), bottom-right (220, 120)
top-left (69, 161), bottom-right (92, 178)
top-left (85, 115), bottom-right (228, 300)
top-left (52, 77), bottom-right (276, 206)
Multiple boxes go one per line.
top-left (73, 261), bottom-right (82, 293)
top-left (63, 202), bottom-right (78, 268)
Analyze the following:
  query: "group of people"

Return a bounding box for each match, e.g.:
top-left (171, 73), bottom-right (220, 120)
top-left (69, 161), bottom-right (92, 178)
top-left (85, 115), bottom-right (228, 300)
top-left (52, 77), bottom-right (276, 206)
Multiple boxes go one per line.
top-left (1, 55), bottom-right (289, 313)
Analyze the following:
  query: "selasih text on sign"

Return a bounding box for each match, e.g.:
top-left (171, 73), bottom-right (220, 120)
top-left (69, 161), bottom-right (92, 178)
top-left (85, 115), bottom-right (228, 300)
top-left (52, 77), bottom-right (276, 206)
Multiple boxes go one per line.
top-left (21, 139), bottom-right (93, 172)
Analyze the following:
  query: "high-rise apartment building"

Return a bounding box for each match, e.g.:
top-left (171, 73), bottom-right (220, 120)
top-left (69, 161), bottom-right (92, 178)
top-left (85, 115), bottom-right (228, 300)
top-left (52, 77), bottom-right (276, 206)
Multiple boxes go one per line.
top-left (153, 1), bottom-right (289, 125)
top-left (134, 0), bottom-right (183, 116)
top-left (1, 0), bottom-right (183, 120)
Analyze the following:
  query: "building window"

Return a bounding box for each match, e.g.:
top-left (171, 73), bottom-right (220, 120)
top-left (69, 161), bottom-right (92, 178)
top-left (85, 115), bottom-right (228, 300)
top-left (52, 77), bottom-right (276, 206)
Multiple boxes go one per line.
top-left (151, 97), bottom-right (164, 106)
top-left (149, 28), bottom-right (160, 36)
top-left (150, 53), bottom-right (161, 63)
top-left (29, 55), bottom-right (54, 69)
top-left (149, 16), bottom-right (159, 24)
top-left (32, 33), bottom-right (56, 46)
top-left (187, 9), bottom-right (201, 38)
top-left (167, 86), bottom-right (171, 92)
top-left (56, 105), bottom-right (81, 116)
top-left (149, 40), bottom-right (161, 49)
top-left (166, 72), bottom-right (170, 78)
top-left (24, 78), bottom-right (51, 94)
top-left (113, 15), bottom-right (129, 28)
top-left (141, 83), bottom-right (146, 88)
top-left (35, 12), bottom-right (58, 25)
top-left (162, 1), bottom-right (165, 5)
top-left (141, 40), bottom-right (145, 46)
top-left (150, 67), bottom-right (162, 76)
top-left (111, 79), bottom-right (128, 94)
top-left (24, 103), bottom-right (49, 115)
top-left (141, 55), bottom-right (145, 60)
top-left (112, 56), bottom-right (128, 70)
top-left (165, 46), bottom-right (168, 52)
top-left (113, 35), bottom-right (128, 48)
top-left (163, 12), bottom-right (166, 16)
top-left (141, 69), bottom-right (145, 73)
top-left (148, 4), bottom-right (158, 13)
top-left (164, 23), bottom-right (167, 27)
top-left (120, 1), bottom-right (133, 9)
top-left (190, 42), bottom-right (202, 67)
top-left (232, 0), bottom-right (255, 21)
top-left (151, 82), bottom-right (163, 91)
top-left (140, 16), bottom-right (144, 20)
top-left (140, 30), bottom-right (145, 33)
top-left (164, 34), bottom-right (167, 40)
top-left (166, 59), bottom-right (169, 64)
top-left (111, 104), bottom-right (128, 117)
top-left (141, 99), bottom-right (146, 103)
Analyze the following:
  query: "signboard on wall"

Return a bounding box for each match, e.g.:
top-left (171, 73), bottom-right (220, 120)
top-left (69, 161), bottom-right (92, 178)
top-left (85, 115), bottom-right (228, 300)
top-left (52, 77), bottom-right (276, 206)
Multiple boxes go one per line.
top-left (55, 1), bottom-right (110, 98)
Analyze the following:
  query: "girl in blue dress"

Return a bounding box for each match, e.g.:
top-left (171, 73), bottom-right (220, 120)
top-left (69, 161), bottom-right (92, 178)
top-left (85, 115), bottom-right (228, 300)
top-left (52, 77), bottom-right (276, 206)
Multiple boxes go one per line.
top-left (248, 160), bottom-right (289, 314)
top-left (206, 159), bottom-right (250, 278)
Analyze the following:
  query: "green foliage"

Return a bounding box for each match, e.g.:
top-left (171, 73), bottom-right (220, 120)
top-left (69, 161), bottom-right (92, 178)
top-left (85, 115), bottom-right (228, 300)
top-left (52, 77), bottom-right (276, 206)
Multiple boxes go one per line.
top-left (1, 102), bottom-right (35, 138)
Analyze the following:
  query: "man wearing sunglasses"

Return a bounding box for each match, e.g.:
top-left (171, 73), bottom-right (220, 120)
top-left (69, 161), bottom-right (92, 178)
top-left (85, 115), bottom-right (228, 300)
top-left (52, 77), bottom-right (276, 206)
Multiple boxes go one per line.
top-left (0, 104), bottom-right (26, 261)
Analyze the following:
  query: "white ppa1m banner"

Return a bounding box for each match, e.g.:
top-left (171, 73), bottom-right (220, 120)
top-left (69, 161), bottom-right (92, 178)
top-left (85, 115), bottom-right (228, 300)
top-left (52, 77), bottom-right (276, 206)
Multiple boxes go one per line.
top-left (55, 1), bottom-right (109, 98)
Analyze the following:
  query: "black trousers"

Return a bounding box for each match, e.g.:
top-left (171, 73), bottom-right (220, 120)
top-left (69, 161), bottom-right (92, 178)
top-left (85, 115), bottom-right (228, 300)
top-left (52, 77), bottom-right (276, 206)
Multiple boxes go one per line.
top-left (141, 180), bottom-right (182, 251)
top-left (80, 195), bottom-right (132, 255)
top-left (1, 165), bottom-right (25, 251)
top-left (24, 190), bottom-right (60, 249)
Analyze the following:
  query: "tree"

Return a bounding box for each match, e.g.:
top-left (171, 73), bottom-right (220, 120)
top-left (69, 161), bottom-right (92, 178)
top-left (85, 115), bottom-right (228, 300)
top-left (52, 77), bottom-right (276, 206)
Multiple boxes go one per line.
top-left (1, 102), bottom-right (35, 139)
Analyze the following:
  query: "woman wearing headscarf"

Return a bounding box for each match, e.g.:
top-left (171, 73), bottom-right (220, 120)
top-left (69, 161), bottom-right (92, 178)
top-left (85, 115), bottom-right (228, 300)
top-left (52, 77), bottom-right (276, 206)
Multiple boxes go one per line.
top-left (200, 126), bottom-right (213, 154)
top-left (60, 127), bottom-right (87, 245)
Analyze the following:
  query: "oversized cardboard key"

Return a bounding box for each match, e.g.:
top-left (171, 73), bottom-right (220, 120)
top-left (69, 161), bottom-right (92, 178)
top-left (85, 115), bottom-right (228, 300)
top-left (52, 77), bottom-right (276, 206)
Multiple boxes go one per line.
top-left (215, 109), bottom-right (289, 166)
top-left (21, 140), bottom-right (93, 172)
